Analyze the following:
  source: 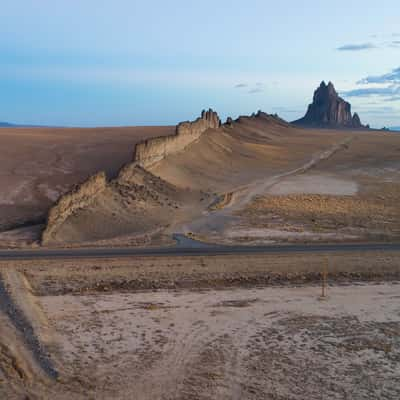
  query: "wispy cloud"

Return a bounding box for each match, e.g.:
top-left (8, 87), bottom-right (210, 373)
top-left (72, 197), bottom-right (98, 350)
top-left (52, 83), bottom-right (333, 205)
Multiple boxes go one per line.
top-left (341, 67), bottom-right (400, 102)
top-left (248, 87), bottom-right (264, 94)
top-left (357, 67), bottom-right (400, 84)
top-left (343, 86), bottom-right (400, 98)
top-left (384, 96), bottom-right (400, 102)
top-left (337, 36), bottom-right (400, 52)
top-left (235, 81), bottom-right (265, 94)
top-left (337, 43), bottom-right (376, 51)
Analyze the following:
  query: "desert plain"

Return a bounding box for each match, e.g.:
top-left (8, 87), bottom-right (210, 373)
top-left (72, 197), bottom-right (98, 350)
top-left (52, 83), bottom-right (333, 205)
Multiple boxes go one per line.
top-left (1, 106), bottom-right (400, 399)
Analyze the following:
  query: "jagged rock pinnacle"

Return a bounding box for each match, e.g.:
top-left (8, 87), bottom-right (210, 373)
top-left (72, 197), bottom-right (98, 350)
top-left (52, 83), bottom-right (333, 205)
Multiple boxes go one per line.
top-left (293, 81), bottom-right (367, 129)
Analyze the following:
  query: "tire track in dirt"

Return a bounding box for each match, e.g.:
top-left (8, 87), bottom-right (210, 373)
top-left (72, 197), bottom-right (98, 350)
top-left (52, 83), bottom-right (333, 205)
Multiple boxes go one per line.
top-left (134, 321), bottom-right (212, 399)
top-left (0, 273), bottom-right (58, 379)
top-left (227, 137), bottom-right (353, 210)
top-left (177, 138), bottom-right (353, 236)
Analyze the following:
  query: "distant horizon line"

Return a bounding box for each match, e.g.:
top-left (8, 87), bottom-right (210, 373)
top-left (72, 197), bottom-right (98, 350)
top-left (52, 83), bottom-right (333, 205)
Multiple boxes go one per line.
top-left (1, 120), bottom-right (400, 131)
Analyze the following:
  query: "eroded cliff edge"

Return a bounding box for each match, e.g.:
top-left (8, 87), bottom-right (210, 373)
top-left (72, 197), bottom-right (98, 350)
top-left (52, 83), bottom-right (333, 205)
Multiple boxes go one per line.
top-left (41, 109), bottom-right (220, 244)
top-left (41, 172), bottom-right (107, 244)
top-left (134, 109), bottom-right (220, 168)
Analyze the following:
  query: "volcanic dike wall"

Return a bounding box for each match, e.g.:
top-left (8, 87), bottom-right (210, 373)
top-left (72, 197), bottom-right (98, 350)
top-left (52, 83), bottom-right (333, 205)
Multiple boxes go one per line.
top-left (134, 109), bottom-right (220, 168)
top-left (41, 172), bottom-right (107, 243)
top-left (41, 109), bottom-right (220, 244)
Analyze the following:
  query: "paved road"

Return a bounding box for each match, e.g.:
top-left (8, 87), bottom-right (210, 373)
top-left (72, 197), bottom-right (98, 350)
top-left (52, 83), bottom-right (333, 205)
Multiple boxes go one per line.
top-left (1, 241), bottom-right (400, 260)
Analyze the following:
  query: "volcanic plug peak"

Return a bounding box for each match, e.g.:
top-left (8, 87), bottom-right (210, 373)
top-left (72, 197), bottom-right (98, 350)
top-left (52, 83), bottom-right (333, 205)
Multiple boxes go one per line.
top-left (293, 81), bottom-right (367, 129)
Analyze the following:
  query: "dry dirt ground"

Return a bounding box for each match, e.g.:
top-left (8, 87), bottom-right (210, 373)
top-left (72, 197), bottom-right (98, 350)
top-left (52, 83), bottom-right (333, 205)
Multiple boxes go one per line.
top-left (0, 125), bottom-right (173, 244)
top-left (1, 253), bottom-right (400, 399)
top-left (180, 129), bottom-right (400, 245)
top-left (3, 117), bottom-right (400, 247)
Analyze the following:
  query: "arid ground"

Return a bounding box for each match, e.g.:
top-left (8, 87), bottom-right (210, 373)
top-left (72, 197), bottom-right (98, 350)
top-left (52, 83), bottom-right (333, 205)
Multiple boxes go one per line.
top-left (1, 117), bottom-right (400, 398)
top-left (1, 252), bottom-right (400, 399)
top-left (1, 117), bottom-right (400, 247)
top-left (0, 125), bottom-right (173, 246)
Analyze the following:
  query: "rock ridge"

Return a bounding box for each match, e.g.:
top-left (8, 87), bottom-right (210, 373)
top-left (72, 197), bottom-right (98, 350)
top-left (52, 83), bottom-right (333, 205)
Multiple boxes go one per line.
top-left (41, 110), bottom-right (220, 244)
top-left (41, 172), bottom-right (107, 244)
top-left (134, 109), bottom-right (220, 168)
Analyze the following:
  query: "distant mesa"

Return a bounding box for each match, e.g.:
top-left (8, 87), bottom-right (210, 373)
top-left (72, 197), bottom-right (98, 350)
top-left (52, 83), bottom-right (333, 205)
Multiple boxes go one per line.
top-left (0, 121), bottom-right (16, 127)
top-left (292, 81), bottom-right (369, 129)
top-left (0, 121), bottom-right (48, 128)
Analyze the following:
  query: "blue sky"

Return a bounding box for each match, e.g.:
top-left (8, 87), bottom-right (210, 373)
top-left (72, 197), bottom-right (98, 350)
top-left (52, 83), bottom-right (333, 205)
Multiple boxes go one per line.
top-left (1, 0), bottom-right (399, 127)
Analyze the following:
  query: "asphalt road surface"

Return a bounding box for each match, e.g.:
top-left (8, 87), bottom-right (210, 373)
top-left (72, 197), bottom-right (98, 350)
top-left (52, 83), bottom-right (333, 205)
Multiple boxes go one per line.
top-left (1, 237), bottom-right (400, 261)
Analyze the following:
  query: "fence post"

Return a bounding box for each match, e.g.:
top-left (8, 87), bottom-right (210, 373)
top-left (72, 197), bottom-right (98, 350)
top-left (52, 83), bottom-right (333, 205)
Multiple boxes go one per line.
top-left (321, 258), bottom-right (328, 298)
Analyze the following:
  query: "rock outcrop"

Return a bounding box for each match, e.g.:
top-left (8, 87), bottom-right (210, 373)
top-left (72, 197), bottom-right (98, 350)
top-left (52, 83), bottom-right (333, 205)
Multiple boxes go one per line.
top-left (293, 81), bottom-right (367, 129)
top-left (134, 109), bottom-right (220, 168)
top-left (41, 172), bottom-right (107, 244)
top-left (41, 110), bottom-right (220, 244)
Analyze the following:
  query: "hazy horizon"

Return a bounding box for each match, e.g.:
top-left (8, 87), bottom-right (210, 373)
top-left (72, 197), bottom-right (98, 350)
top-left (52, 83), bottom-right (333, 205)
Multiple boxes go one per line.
top-left (1, 0), bottom-right (399, 128)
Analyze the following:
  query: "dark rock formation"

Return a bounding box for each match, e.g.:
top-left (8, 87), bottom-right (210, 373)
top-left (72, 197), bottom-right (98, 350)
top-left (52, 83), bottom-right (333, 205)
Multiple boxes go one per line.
top-left (225, 117), bottom-right (233, 126)
top-left (134, 109), bottom-right (220, 168)
top-left (293, 81), bottom-right (367, 129)
top-left (352, 112), bottom-right (361, 127)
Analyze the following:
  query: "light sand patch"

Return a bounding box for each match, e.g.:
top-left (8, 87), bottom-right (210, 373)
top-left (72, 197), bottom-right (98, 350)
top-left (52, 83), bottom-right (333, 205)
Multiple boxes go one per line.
top-left (37, 184), bottom-right (62, 202)
top-left (226, 227), bottom-right (358, 241)
top-left (0, 180), bottom-right (33, 205)
top-left (268, 173), bottom-right (358, 196)
top-left (38, 283), bottom-right (400, 400)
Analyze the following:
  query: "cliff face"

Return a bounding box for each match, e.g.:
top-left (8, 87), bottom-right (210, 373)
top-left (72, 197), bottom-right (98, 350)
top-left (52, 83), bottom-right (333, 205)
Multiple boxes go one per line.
top-left (134, 109), bottom-right (220, 168)
top-left (293, 81), bottom-right (367, 129)
top-left (41, 172), bottom-right (107, 244)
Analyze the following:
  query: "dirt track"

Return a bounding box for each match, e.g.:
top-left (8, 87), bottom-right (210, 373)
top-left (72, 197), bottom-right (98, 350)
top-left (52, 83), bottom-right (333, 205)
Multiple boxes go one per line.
top-left (0, 275), bottom-right (57, 379)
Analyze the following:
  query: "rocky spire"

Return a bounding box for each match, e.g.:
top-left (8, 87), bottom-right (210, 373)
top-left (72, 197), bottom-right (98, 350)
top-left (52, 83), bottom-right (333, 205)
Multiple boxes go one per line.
top-left (293, 81), bottom-right (367, 129)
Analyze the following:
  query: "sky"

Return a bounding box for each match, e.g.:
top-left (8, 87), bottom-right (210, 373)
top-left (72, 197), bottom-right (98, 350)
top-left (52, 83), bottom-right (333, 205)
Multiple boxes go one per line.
top-left (1, 0), bottom-right (399, 128)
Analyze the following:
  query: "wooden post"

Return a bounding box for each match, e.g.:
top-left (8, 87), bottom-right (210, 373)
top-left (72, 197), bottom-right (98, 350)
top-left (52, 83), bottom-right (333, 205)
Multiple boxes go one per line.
top-left (322, 258), bottom-right (328, 298)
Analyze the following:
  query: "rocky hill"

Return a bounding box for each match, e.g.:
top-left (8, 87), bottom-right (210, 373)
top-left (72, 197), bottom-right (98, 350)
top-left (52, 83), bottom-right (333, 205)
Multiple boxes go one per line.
top-left (41, 109), bottom-right (303, 244)
top-left (41, 109), bottom-right (220, 244)
top-left (293, 81), bottom-right (368, 129)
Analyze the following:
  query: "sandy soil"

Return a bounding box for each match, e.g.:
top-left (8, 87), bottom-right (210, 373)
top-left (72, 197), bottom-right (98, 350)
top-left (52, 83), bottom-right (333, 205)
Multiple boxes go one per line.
top-left (229, 180), bottom-right (400, 244)
top-left (267, 173), bottom-right (358, 196)
top-left (0, 125), bottom-right (173, 235)
top-left (2, 117), bottom-right (400, 247)
top-left (188, 130), bottom-right (400, 245)
top-left (1, 252), bottom-right (399, 399)
top-left (39, 283), bottom-right (400, 400)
